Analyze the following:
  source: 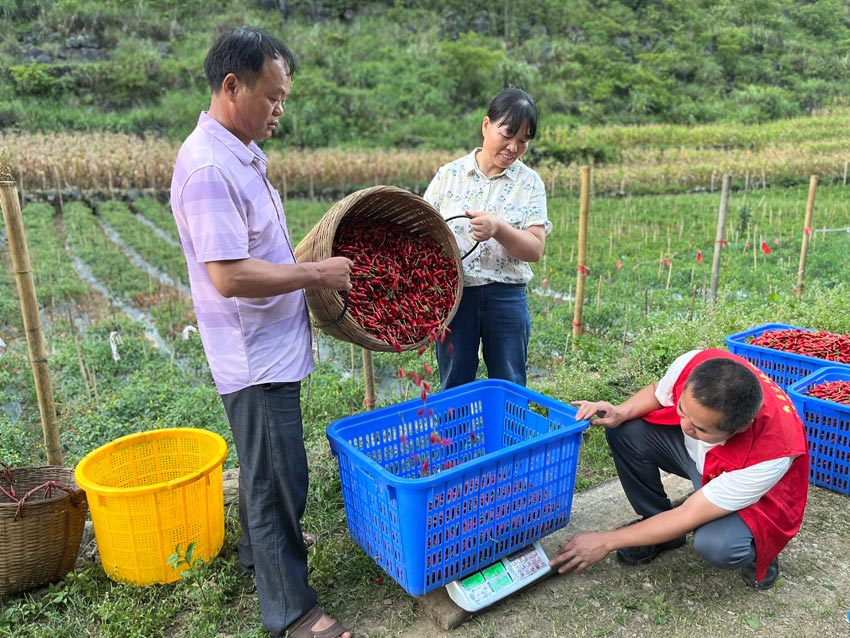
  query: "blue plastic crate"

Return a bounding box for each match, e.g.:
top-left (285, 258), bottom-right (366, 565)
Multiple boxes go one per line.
top-left (326, 379), bottom-right (590, 596)
top-left (724, 323), bottom-right (850, 391)
top-left (787, 367), bottom-right (850, 496)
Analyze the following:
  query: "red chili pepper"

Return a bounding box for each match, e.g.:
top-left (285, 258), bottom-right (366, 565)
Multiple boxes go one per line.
top-left (806, 379), bottom-right (850, 405)
top-left (333, 219), bottom-right (458, 350)
top-left (750, 329), bottom-right (850, 364)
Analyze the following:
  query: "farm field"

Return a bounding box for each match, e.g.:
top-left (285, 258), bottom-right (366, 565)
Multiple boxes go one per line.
top-left (5, 107), bottom-right (850, 201)
top-left (1, 180), bottom-right (849, 637)
top-left (5, 1), bottom-right (850, 633)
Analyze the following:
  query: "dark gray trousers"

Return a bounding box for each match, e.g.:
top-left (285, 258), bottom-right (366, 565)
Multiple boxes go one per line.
top-left (221, 381), bottom-right (316, 636)
top-left (605, 418), bottom-right (756, 570)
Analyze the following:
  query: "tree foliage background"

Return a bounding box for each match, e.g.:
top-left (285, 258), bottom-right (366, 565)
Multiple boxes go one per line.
top-left (1, 0), bottom-right (849, 152)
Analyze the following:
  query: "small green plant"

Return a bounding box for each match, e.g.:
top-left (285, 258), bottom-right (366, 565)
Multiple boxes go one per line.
top-left (166, 541), bottom-right (198, 572)
top-left (736, 202), bottom-right (752, 238)
top-left (166, 541), bottom-right (226, 612)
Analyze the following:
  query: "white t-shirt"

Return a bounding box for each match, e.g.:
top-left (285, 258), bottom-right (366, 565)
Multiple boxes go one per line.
top-left (654, 350), bottom-right (793, 511)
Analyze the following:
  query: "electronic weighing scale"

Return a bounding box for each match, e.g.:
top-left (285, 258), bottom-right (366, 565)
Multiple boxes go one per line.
top-left (444, 541), bottom-right (551, 612)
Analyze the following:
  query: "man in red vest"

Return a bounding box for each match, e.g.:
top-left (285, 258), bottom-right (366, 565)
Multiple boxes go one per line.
top-left (549, 348), bottom-right (809, 590)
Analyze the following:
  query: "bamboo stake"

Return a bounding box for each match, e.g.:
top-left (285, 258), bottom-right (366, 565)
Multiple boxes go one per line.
top-left (362, 348), bottom-right (376, 410)
top-left (572, 166), bottom-right (590, 351)
top-left (710, 174), bottom-right (731, 304)
top-left (596, 274), bottom-right (602, 310)
top-left (0, 153), bottom-right (63, 464)
top-left (794, 175), bottom-right (818, 297)
top-left (753, 233), bottom-right (758, 272)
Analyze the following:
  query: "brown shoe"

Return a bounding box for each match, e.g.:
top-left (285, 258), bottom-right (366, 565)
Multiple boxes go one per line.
top-left (287, 604), bottom-right (349, 638)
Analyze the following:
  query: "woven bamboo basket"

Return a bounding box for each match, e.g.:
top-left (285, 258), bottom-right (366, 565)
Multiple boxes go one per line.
top-left (0, 466), bottom-right (88, 597)
top-left (294, 185), bottom-right (463, 352)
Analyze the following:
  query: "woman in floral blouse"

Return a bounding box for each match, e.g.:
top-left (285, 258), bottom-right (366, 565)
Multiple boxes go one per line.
top-left (423, 87), bottom-right (551, 389)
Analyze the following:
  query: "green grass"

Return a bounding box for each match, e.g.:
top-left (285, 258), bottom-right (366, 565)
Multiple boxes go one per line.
top-left (1, 185), bottom-right (849, 636)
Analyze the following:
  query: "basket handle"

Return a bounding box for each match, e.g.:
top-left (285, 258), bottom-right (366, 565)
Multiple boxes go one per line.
top-left (444, 214), bottom-right (480, 260)
top-left (355, 464), bottom-right (394, 499)
top-left (314, 289), bottom-right (350, 328)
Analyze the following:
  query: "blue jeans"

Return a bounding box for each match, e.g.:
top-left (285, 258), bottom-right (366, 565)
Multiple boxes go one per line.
top-left (221, 381), bottom-right (316, 637)
top-left (606, 418), bottom-right (757, 570)
top-left (437, 282), bottom-right (530, 389)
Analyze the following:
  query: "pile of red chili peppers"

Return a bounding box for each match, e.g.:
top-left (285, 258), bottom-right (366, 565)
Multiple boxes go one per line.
top-left (334, 218), bottom-right (458, 352)
top-left (749, 328), bottom-right (850, 365)
top-left (805, 380), bottom-right (850, 405)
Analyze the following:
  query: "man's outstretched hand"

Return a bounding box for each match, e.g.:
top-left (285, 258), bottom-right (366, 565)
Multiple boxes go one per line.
top-left (549, 531), bottom-right (613, 574)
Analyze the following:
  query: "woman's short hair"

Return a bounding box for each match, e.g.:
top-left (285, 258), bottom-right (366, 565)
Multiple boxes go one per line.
top-left (486, 87), bottom-right (538, 140)
top-left (685, 358), bottom-right (764, 433)
top-left (204, 26), bottom-right (297, 92)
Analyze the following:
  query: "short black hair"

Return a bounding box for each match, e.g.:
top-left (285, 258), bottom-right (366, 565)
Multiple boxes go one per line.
top-left (685, 358), bottom-right (763, 434)
top-left (204, 26), bottom-right (297, 92)
top-left (486, 87), bottom-right (538, 140)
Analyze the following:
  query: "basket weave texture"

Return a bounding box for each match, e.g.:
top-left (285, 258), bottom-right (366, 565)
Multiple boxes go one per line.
top-left (0, 466), bottom-right (88, 597)
top-left (294, 185), bottom-right (463, 352)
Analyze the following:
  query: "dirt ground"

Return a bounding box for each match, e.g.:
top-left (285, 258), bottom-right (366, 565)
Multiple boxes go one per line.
top-left (355, 474), bottom-right (850, 638)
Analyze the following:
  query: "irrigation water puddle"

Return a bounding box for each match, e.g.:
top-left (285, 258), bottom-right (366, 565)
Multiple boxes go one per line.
top-left (67, 251), bottom-right (170, 354)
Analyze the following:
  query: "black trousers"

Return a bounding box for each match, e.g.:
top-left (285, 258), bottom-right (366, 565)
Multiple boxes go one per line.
top-left (606, 417), bottom-right (756, 570)
top-left (221, 381), bottom-right (316, 636)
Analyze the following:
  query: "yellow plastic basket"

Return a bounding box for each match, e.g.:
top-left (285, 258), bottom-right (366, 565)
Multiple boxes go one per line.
top-left (74, 428), bottom-right (228, 586)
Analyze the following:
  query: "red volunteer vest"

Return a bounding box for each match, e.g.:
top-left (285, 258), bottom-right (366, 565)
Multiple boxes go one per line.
top-left (644, 348), bottom-right (809, 581)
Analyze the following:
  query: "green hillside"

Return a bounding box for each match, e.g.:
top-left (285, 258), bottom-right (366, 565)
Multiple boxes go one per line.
top-left (1, 0), bottom-right (849, 152)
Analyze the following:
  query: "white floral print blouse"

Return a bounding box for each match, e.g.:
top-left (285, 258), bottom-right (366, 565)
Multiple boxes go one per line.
top-left (423, 149), bottom-right (551, 286)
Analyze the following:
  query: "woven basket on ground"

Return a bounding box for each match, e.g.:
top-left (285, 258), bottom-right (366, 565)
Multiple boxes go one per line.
top-left (294, 185), bottom-right (463, 352)
top-left (0, 465), bottom-right (88, 597)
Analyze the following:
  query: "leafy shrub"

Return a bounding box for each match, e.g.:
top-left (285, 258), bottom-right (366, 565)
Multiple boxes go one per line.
top-left (530, 140), bottom-right (622, 166)
top-left (8, 63), bottom-right (57, 96)
top-left (0, 412), bottom-right (40, 467)
top-left (732, 85), bottom-right (798, 123)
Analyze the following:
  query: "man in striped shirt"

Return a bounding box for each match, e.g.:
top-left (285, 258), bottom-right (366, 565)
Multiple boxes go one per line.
top-left (171, 27), bottom-right (352, 638)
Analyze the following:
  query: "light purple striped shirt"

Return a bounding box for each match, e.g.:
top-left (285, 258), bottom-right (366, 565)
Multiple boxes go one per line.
top-left (170, 112), bottom-right (313, 394)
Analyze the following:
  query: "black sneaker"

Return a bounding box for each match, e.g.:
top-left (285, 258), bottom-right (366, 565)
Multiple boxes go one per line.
top-left (741, 558), bottom-right (779, 590)
top-left (616, 536), bottom-right (687, 565)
